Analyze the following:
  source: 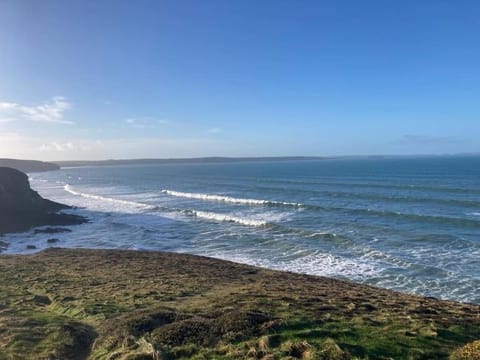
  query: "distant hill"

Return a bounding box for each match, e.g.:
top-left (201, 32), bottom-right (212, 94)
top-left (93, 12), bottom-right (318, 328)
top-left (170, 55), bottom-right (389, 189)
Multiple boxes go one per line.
top-left (54, 156), bottom-right (325, 168)
top-left (0, 159), bottom-right (60, 173)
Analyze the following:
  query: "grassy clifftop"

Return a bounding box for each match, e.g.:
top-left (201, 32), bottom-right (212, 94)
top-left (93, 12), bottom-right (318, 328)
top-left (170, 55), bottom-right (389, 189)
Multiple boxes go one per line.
top-left (0, 248), bottom-right (479, 359)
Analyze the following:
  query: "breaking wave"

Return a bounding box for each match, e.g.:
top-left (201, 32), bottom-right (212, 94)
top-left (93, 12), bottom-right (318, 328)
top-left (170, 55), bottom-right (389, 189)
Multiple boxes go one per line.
top-left (161, 189), bottom-right (301, 207)
top-left (188, 210), bottom-right (268, 227)
top-left (64, 184), bottom-right (156, 211)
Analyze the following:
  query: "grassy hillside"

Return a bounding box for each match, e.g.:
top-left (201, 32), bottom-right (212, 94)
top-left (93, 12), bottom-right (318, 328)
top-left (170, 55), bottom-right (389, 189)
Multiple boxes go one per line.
top-left (0, 248), bottom-right (479, 359)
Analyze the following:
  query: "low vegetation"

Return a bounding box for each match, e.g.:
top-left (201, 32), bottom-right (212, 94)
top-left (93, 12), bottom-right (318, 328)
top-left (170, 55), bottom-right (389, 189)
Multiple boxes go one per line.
top-left (0, 248), bottom-right (479, 359)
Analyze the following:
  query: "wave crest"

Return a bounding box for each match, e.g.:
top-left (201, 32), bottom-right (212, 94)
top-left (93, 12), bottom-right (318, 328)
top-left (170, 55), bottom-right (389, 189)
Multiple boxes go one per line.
top-left (64, 184), bottom-right (156, 211)
top-left (161, 189), bottom-right (301, 207)
top-left (189, 210), bottom-right (268, 227)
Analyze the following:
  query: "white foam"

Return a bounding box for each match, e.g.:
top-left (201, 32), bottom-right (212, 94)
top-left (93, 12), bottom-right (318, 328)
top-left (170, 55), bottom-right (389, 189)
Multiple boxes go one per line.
top-left (280, 252), bottom-right (379, 279)
top-left (467, 212), bottom-right (480, 216)
top-left (190, 210), bottom-right (268, 227)
top-left (306, 232), bottom-right (336, 238)
top-left (29, 177), bottom-right (49, 183)
top-left (64, 184), bottom-right (156, 211)
top-left (203, 250), bottom-right (379, 280)
top-left (161, 189), bottom-right (301, 207)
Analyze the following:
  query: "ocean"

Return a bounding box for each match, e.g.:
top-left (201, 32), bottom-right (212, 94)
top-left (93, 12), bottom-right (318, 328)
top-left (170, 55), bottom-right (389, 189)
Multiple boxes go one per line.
top-left (6, 156), bottom-right (480, 303)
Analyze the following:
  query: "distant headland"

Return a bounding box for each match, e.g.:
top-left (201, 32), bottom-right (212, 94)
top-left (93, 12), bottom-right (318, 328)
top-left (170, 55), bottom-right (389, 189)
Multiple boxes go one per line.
top-left (0, 167), bottom-right (86, 235)
top-left (0, 158), bottom-right (60, 173)
top-left (53, 156), bottom-right (326, 168)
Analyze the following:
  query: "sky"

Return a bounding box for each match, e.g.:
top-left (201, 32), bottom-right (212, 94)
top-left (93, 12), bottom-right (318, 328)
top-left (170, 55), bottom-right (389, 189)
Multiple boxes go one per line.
top-left (0, 0), bottom-right (479, 160)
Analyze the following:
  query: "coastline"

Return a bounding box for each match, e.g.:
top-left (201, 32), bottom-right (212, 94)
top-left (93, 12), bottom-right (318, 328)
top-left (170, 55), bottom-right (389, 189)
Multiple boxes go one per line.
top-left (0, 167), bottom-right (87, 237)
top-left (1, 247), bottom-right (479, 359)
top-left (19, 157), bottom-right (480, 305)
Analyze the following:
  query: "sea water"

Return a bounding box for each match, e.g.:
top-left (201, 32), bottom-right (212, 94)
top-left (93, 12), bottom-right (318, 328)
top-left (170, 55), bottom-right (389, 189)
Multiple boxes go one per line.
top-left (5, 156), bottom-right (480, 303)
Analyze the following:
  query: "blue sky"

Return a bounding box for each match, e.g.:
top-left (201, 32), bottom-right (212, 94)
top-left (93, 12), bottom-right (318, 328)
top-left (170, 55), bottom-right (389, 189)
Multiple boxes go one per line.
top-left (0, 0), bottom-right (479, 160)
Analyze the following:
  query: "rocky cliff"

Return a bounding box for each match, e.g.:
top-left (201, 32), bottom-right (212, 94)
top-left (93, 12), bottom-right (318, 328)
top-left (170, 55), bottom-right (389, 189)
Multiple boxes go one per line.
top-left (0, 167), bottom-right (86, 234)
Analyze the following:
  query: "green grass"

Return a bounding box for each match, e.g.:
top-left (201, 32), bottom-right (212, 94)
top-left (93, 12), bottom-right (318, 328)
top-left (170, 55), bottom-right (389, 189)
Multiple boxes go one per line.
top-left (0, 248), bottom-right (479, 359)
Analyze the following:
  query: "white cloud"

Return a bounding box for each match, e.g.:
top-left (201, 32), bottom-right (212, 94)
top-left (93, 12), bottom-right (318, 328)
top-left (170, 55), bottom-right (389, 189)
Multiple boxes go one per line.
top-left (0, 97), bottom-right (74, 124)
top-left (39, 142), bottom-right (76, 152)
top-left (0, 102), bottom-right (18, 110)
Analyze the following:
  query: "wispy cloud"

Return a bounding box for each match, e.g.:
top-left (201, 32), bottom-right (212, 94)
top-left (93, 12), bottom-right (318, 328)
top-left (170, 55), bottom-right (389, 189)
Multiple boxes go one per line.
top-left (124, 118), bottom-right (147, 129)
top-left (207, 127), bottom-right (222, 134)
top-left (0, 96), bottom-right (74, 124)
top-left (123, 117), bottom-right (169, 129)
top-left (0, 102), bottom-right (18, 110)
top-left (39, 142), bottom-right (75, 152)
top-left (125, 118), bottom-right (137, 124)
top-left (0, 132), bottom-right (228, 160)
top-left (397, 134), bottom-right (463, 145)
top-left (38, 140), bottom-right (105, 152)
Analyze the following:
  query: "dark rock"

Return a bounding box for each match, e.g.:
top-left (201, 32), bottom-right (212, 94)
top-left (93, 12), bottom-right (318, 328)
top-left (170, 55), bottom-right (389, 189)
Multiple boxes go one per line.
top-left (26, 245), bottom-right (37, 249)
top-left (0, 167), bottom-right (87, 235)
top-left (47, 238), bottom-right (60, 243)
top-left (0, 167), bottom-right (65, 212)
top-left (34, 227), bottom-right (72, 234)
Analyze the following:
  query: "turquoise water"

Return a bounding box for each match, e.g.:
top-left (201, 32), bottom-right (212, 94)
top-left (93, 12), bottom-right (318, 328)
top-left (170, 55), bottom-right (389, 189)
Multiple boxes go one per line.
top-left (6, 156), bottom-right (480, 303)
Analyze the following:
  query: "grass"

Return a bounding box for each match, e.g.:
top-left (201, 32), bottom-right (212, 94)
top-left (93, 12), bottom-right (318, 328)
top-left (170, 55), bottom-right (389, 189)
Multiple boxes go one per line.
top-left (0, 248), bottom-right (479, 359)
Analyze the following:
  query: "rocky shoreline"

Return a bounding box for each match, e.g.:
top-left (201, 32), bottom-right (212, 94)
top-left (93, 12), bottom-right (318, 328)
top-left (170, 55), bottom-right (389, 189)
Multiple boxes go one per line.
top-left (0, 167), bottom-right (86, 238)
top-left (0, 248), bottom-right (479, 359)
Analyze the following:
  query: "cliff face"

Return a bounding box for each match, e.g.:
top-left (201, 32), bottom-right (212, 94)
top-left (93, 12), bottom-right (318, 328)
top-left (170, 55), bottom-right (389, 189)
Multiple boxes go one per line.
top-left (0, 167), bottom-right (86, 234)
